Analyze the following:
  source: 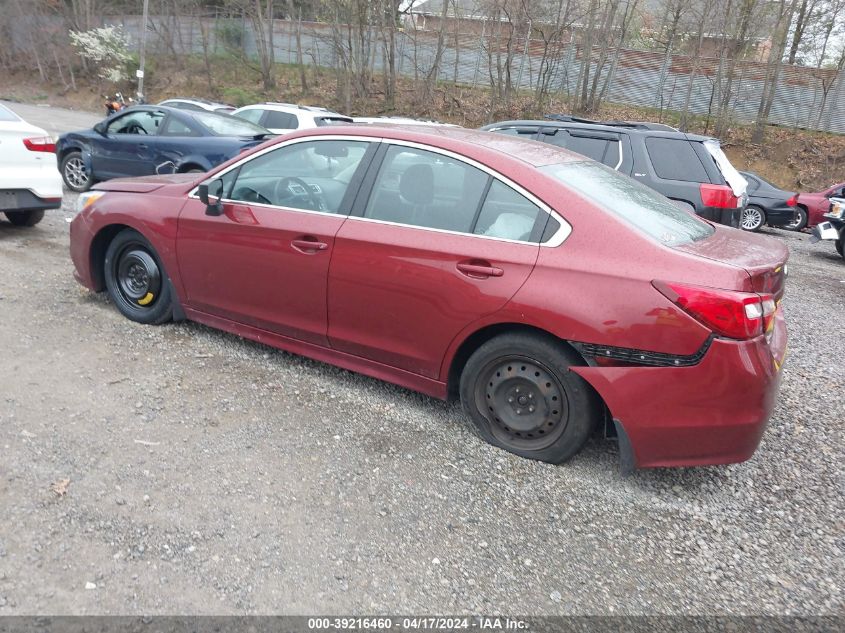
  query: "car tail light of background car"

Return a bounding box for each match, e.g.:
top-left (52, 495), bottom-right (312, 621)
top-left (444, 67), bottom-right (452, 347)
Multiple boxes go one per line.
top-left (654, 281), bottom-right (776, 341)
top-left (699, 183), bottom-right (741, 209)
top-left (786, 194), bottom-right (798, 207)
top-left (23, 136), bottom-right (56, 153)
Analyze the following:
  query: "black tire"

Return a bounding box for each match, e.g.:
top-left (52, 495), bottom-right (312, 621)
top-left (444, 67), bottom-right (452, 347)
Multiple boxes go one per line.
top-left (836, 232), bottom-right (845, 259)
top-left (784, 206), bottom-right (808, 232)
top-left (60, 151), bottom-right (93, 192)
top-left (4, 210), bottom-right (45, 227)
top-left (740, 205), bottom-right (766, 232)
top-left (459, 332), bottom-right (601, 464)
top-left (103, 229), bottom-right (173, 325)
top-left (185, 168), bottom-right (205, 174)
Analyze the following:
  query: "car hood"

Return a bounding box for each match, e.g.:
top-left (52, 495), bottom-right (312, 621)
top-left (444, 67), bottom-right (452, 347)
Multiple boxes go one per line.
top-left (93, 173), bottom-right (199, 193)
top-left (676, 225), bottom-right (789, 298)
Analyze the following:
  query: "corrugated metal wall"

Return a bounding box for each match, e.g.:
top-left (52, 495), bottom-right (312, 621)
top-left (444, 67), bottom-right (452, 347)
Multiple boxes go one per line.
top-left (113, 15), bottom-right (845, 134)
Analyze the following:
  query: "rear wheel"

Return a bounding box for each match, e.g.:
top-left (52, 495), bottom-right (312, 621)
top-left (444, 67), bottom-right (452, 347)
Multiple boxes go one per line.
top-left (4, 210), bottom-right (45, 227)
top-left (784, 206), bottom-right (808, 231)
top-left (61, 151), bottom-right (93, 192)
top-left (459, 332), bottom-right (601, 464)
top-left (740, 205), bottom-right (765, 232)
top-left (836, 232), bottom-right (844, 259)
top-left (104, 229), bottom-right (173, 324)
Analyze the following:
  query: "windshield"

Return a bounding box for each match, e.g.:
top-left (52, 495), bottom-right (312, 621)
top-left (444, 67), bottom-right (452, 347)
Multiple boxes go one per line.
top-left (703, 140), bottom-right (747, 197)
top-left (191, 110), bottom-right (269, 136)
top-left (540, 161), bottom-right (714, 246)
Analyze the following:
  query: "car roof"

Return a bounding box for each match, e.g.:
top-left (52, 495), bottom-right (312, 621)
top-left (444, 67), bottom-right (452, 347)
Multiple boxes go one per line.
top-left (236, 102), bottom-right (349, 117)
top-left (159, 98), bottom-right (231, 107)
top-left (485, 119), bottom-right (716, 143)
top-left (269, 124), bottom-right (584, 167)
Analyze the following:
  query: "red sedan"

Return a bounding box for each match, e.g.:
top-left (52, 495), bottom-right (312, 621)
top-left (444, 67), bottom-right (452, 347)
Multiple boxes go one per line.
top-left (794, 181), bottom-right (845, 230)
top-left (69, 126), bottom-right (788, 470)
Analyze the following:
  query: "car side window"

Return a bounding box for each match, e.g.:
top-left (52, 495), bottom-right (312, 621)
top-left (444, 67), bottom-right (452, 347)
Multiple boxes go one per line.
top-left (645, 138), bottom-right (709, 182)
top-left (363, 145), bottom-right (489, 233)
top-left (160, 116), bottom-right (200, 137)
top-left (107, 110), bottom-right (165, 135)
top-left (474, 180), bottom-right (542, 242)
top-left (491, 127), bottom-right (538, 138)
top-left (744, 175), bottom-right (760, 193)
top-left (235, 109), bottom-right (264, 125)
top-left (228, 140), bottom-right (370, 213)
top-left (264, 111), bottom-right (298, 129)
top-left (544, 130), bottom-right (621, 167)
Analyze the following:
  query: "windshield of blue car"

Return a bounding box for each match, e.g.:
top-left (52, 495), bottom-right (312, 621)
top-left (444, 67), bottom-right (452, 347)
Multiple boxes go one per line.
top-left (190, 111), bottom-right (270, 136)
top-left (540, 161), bottom-right (714, 246)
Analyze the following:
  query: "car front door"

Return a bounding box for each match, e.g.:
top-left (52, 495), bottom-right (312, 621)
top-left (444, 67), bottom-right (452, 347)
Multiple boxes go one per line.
top-left (327, 143), bottom-right (548, 379)
top-left (176, 138), bottom-right (375, 345)
top-left (91, 109), bottom-right (166, 177)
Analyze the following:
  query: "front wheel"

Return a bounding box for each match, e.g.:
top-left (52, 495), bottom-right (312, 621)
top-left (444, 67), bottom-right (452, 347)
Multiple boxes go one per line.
top-left (4, 210), bottom-right (45, 227)
top-left (104, 229), bottom-right (173, 324)
top-left (740, 205), bottom-right (765, 232)
top-left (459, 332), bottom-right (601, 464)
top-left (60, 151), bottom-right (93, 192)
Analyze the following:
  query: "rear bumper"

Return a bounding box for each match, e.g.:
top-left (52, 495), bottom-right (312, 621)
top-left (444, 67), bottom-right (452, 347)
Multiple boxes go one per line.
top-left (573, 312), bottom-right (786, 469)
top-left (765, 205), bottom-right (797, 226)
top-left (698, 206), bottom-right (740, 228)
top-left (0, 189), bottom-right (62, 212)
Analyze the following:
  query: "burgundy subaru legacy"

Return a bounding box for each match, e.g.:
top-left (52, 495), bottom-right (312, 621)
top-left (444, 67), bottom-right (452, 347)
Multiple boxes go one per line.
top-left (69, 126), bottom-right (788, 471)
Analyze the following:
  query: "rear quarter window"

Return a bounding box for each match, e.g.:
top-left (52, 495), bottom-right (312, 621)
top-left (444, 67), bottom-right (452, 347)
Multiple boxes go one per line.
top-left (645, 138), bottom-right (709, 182)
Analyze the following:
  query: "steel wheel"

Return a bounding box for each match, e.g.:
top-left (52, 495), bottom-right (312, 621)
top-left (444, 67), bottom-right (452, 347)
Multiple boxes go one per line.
top-left (477, 356), bottom-right (568, 450)
top-left (740, 206), bottom-right (765, 231)
top-left (115, 247), bottom-right (162, 310)
top-left (103, 229), bottom-right (173, 325)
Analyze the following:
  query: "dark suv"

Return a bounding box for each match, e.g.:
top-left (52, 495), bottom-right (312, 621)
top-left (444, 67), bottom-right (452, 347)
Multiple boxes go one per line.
top-left (481, 116), bottom-right (747, 227)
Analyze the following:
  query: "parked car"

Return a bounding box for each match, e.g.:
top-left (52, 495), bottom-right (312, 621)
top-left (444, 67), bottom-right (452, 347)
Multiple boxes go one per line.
top-left (231, 103), bottom-right (352, 134)
top-left (0, 103), bottom-right (62, 227)
top-left (69, 126), bottom-right (788, 471)
top-left (353, 116), bottom-right (458, 127)
top-left (792, 181), bottom-right (845, 231)
top-left (481, 116), bottom-right (747, 228)
top-left (56, 105), bottom-right (273, 192)
top-left (810, 197), bottom-right (845, 260)
top-left (738, 171), bottom-right (798, 232)
top-left (157, 98), bottom-right (236, 114)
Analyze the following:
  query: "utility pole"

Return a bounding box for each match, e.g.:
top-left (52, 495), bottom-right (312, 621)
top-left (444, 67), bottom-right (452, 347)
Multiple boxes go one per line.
top-left (137, 0), bottom-right (150, 101)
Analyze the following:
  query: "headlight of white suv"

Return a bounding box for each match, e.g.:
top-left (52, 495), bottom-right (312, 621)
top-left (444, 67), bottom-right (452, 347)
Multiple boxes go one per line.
top-left (75, 191), bottom-right (105, 214)
top-left (829, 201), bottom-right (845, 219)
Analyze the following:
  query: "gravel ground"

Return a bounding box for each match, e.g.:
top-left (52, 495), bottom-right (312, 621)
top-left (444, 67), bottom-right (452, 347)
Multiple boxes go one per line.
top-left (0, 188), bottom-right (843, 616)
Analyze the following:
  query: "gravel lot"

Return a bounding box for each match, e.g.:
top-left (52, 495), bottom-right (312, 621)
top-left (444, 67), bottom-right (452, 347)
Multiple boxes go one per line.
top-left (0, 105), bottom-right (843, 616)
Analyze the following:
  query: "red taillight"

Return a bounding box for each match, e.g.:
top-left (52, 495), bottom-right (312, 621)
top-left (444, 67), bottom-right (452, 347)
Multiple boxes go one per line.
top-left (23, 136), bottom-right (56, 153)
top-left (654, 281), bottom-right (775, 340)
top-left (699, 183), bottom-right (739, 209)
top-left (785, 194), bottom-right (797, 207)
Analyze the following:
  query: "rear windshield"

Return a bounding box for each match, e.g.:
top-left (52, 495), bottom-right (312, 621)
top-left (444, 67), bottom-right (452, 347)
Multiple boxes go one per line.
top-left (191, 110), bottom-right (269, 136)
top-left (0, 104), bottom-right (21, 121)
top-left (540, 161), bottom-right (714, 246)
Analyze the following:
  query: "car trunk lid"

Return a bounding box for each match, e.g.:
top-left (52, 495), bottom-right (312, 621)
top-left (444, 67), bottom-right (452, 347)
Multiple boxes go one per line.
top-left (675, 225), bottom-right (789, 299)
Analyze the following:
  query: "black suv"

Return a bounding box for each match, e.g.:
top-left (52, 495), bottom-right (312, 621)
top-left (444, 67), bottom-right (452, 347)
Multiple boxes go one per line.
top-left (480, 116), bottom-right (747, 227)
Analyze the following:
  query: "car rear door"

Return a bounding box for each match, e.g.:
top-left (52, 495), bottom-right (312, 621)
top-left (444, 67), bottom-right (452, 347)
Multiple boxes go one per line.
top-left (177, 137), bottom-right (376, 346)
top-left (327, 142), bottom-right (550, 380)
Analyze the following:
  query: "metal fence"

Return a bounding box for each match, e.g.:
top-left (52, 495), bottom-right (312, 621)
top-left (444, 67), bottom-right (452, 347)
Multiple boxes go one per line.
top-left (107, 15), bottom-right (845, 133)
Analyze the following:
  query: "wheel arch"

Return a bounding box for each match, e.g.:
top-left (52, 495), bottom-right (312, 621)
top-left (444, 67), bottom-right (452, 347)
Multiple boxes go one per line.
top-left (88, 223), bottom-right (132, 291)
top-left (445, 322), bottom-right (591, 401)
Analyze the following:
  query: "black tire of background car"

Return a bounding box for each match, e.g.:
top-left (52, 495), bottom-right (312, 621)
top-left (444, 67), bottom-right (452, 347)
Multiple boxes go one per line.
top-left (60, 151), bottom-right (94, 193)
top-left (836, 233), bottom-right (844, 260)
top-left (785, 206), bottom-right (808, 232)
top-left (459, 332), bottom-right (601, 464)
top-left (740, 205), bottom-right (766, 232)
top-left (4, 210), bottom-right (45, 227)
top-left (103, 229), bottom-right (173, 325)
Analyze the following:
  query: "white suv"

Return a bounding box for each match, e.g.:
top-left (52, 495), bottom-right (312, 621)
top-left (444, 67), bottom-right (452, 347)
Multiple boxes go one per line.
top-left (231, 103), bottom-right (351, 134)
top-left (0, 103), bottom-right (62, 227)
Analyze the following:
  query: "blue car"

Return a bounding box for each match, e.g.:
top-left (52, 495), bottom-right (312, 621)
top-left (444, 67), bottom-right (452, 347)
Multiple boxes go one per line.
top-left (56, 105), bottom-right (273, 192)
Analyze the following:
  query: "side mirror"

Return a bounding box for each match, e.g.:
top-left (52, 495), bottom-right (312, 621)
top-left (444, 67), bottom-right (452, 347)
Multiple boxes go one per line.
top-left (198, 178), bottom-right (224, 216)
top-left (94, 122), bottom-right (107, 136)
